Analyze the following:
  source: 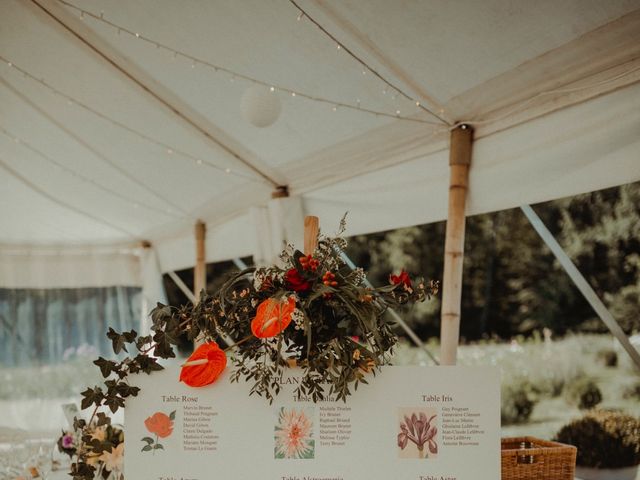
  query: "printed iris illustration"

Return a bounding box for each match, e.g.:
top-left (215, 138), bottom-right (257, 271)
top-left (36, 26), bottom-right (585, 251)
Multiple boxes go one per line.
top-left (398, 412), bottom-right (438, 459)
top-left (274, 407), bottom-right (315, 459)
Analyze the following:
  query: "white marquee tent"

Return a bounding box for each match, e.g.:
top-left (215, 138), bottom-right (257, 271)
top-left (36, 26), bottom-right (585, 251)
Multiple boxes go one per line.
top-left (1, 0), bottom-right (640, 344)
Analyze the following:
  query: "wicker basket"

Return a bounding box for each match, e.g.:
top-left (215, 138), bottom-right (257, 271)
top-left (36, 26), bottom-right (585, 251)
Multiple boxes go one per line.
top-left (501, 437), bottom-right (577, 480)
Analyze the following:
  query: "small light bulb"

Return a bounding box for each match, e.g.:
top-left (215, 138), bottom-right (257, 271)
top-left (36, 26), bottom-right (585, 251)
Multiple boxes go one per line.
top-left (291, 92), bottom-right (296, 97)
top-left (270, 86), bottom-right (275, 92)
top-left (362, 70), bottom-right (367, 75)
top-left (135, 32), bottom-right (140, 38)
top-left (191, 61), bottom-right (196, 68)
top-left (336, 44), bottom-right (341, 50)
top-left (297, 12), bottom-right (303, 21)
top-left (396, 110), bottom-right (401, 115)
top-left (332, 106), bottom-right (337, 112)
top-left (196, 159), bottom-right (203, 165)
top-left (225, 168), bottom-right (231, 173)
top-left (416, 101), bottom-right (420, 106)
top-left (167, 148), bottom-right (173, 154)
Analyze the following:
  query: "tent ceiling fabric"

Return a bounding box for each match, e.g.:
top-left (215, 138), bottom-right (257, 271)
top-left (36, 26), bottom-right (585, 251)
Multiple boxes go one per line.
top-left (1, 0), bottom-right (640, 280)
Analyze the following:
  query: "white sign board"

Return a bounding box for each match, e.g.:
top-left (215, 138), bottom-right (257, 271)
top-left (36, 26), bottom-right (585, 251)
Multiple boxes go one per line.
top-left (125, 366), bottom-right (500, 480)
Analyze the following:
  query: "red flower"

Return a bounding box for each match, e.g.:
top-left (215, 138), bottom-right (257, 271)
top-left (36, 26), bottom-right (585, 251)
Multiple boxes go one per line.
top-left (284, 268), bottom-right (312, 292)
top-left (144, 412), bottom-right (173, 438)
top-left (390, 270), bottom-right (412, 288)
top-left (179, 341), bottom-right (227, 388)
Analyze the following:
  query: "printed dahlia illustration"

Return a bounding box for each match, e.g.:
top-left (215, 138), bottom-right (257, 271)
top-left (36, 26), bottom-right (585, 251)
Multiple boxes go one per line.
top-left (274, 407), bottom-right (315, 459)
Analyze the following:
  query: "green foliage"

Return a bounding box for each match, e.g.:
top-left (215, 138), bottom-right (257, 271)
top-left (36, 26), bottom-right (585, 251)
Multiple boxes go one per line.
top-left (596, 348), bottom-right (618, 367)
top-left (623, 381), bottom-right (640, 401)
top-left (565, 377), bottom-right (603, 410)
top-left (554, 410), bottom-right (640, 468)
top-left (346, 182), bottom-right (640, 340)
top-left (501, 378), bottom-right (537, 425)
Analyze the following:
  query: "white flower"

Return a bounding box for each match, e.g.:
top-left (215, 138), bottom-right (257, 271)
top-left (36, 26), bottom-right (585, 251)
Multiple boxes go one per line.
top-left (274, 408), bottom-right (314, 459)
top-left (291, 309), bottom-right (305, 331)
top-left (100, 442), bottom-right (124, 472)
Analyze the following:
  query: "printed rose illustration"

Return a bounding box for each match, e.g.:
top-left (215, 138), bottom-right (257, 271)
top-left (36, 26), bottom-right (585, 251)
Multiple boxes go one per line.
top-left (397, 410), bottom-right (438, 459)
top-left (274, 407), bottom-right (314, 459)
top-left (141, 410), bottom-right (175, 453)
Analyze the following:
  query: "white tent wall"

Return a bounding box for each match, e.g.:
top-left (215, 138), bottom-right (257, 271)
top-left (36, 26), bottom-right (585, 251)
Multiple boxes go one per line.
top-left (302, 81), bottom-right (640, 236)
top-left (250, 196), bottom-right (305, 267)
top-left (2, 79), bottom-right (638, 291)
top-left (145, 80), bottom-right (640, 273)
top-left (0, 246), bottom-right (140, 289)
top-left (139, 246), bottom-right (167, 334)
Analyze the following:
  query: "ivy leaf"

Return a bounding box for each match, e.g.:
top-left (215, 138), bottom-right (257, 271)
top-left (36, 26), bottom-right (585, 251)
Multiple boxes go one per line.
top-left (141, 445), bottom-right (152, 452)
top-left (95, 412), bottom-right (111, 427)
top-left (153, 444), bottom-right (164, 450)
top-left (106, 328), bottom-right (137, 354)
top-left (141, 437), bottom-right (154, 445)
top-left (70, 461), bottom-right (96, 480)
top-left (103, 394), bottom-right (125, 414)
top-left (73, 416), bottom-right (87, 431)
top-left (80, 387), bottom-right (104, 410)
top-left (135, 354), bottom-right (164, 374)
top-left (93, 357), bottom-right (117, 378)
top-left (169, 410), bottom-right (176, 421)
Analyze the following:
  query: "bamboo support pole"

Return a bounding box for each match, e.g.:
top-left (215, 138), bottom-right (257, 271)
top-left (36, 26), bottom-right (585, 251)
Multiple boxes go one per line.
top-left (304, 216), bottom-right (319, 255)
top-left (440, 125), bottom-right (474, 366)
top-left (194, 220), bottom-right (206, 302)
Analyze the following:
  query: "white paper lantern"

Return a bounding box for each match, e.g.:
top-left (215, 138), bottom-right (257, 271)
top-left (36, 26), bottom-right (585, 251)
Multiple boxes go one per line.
top-left (240, 85), bottom-right (282, 127)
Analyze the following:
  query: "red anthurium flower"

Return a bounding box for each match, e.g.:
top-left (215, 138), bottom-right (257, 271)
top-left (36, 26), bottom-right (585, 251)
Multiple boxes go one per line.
top-left (390, 270), bottom-right (412, 288)
top-left (251, 297), bottom-right (296, 338)
top-left (284, 268), bottom-right (312, 292)
top-left (179, 341), bottom-right (227, 387)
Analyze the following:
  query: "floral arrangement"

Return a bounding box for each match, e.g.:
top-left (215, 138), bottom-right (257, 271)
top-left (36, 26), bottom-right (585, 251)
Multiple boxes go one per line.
top-left (58, 423), bottom-right (124, 479)
top-left (68, 220), bottom-right (437, 479)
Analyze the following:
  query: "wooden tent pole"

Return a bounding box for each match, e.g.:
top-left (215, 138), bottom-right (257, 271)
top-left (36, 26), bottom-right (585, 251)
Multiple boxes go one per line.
top-left (304, 216), bottom-right (319, 256)
top-left (440, 125), bottom-right (474, 365)
top-left (194, 220), bottom-right (206, 302)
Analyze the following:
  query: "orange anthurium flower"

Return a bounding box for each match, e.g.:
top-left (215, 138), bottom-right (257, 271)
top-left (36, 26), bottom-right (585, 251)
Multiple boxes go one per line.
top-left (179, 341), bottom-right (227, 387)
top-left (251, 297), bottom-right (296, 338)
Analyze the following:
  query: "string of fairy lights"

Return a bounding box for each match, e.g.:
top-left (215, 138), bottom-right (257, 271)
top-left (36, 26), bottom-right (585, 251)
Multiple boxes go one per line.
top-left (55, 0), bottom-right (445, 126)
top-left (54, 0), bottom-right (640, 132)
top-left (0, 55), bottom-right (263, 186)
top-left (287, 0), bottom-right (450, 125)
top-left (0, 124), bottom-right (183, 219)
